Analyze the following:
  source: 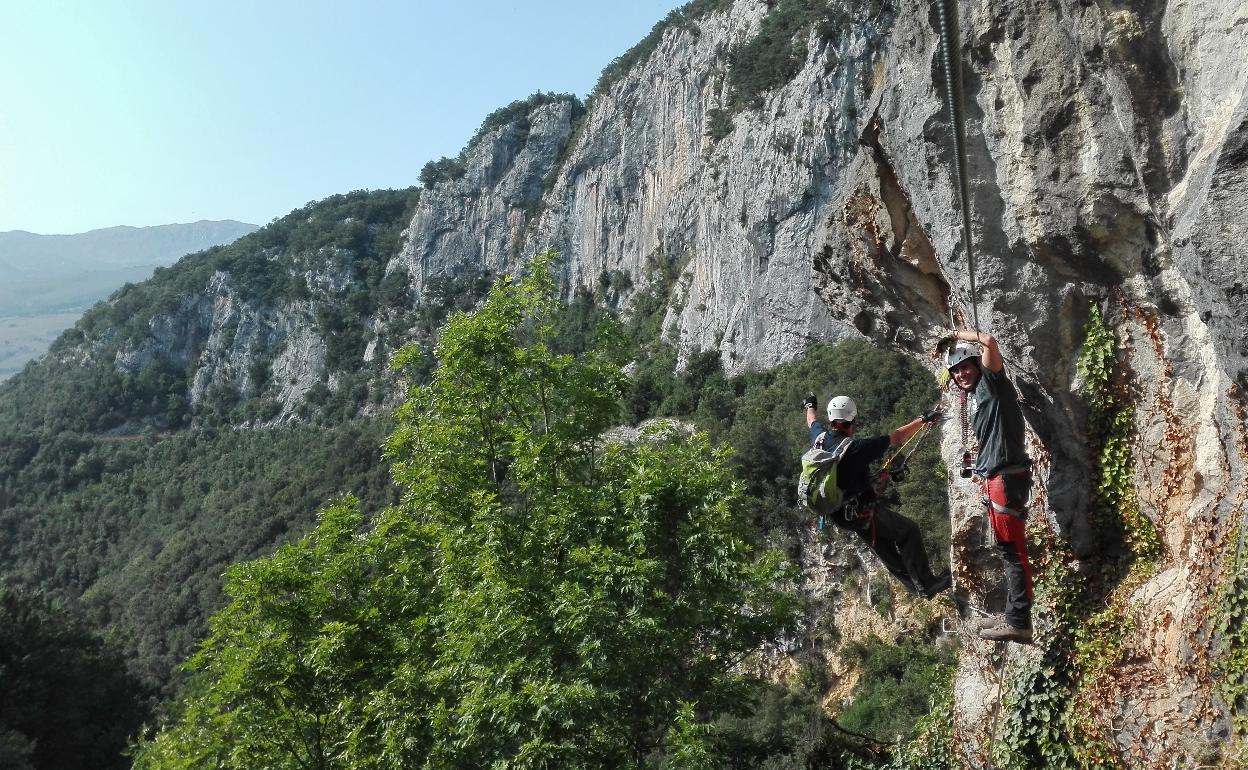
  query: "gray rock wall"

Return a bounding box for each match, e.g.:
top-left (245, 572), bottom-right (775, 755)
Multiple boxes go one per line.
top-left (392, 100), bottom-right (577, 296)
top-left (536, 5), bottom-right (872, 372)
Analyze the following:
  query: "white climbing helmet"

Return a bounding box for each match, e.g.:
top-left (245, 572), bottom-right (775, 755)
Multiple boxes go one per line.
top-left (945, 342), bottom-right (980, 371)
top-left (826, 395), bottom-right (857, 424)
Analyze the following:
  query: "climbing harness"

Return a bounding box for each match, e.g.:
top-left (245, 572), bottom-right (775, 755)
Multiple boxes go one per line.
top-left (839, 496), bottom-right (863, 525)
top-left (935, 0), bottom-right (981, 330)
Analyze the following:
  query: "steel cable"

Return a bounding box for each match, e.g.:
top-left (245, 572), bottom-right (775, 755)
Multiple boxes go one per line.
top-left (935, 0), bottom-right (980, 330)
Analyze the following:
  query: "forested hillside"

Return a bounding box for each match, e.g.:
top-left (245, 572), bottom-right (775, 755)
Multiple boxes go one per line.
top-left (3, 187), bottom-right (424, 435)
top-left (0, 186), bottom-right (472, 705)
top-left (0, 585), bottom-right (148, 770)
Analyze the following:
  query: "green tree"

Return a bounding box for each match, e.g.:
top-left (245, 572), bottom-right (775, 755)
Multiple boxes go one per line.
top-left (133, 496), bottom-right (437, 770)
top-left (837, 635), bottom-right (957, 743)
top-left (388, 250), bottom-right (798, 768)
top-left (135, 251), bottom-right (799, 769)
top-left (419, 157), bottom-right (467, 188)
top-left (0, 585), bottom-right (148, 770)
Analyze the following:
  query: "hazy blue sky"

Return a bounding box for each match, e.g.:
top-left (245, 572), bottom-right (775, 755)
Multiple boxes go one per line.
top-left (1, 0), bottom-right (685, 235)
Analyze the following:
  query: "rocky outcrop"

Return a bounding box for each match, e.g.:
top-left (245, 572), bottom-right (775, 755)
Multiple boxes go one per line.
top-left (874, 1), bottom-right (1246, 763)
top-left (185, 272), bottom-right (325, 414)
top-left (109, 270), bottom-right (327, 422)
top-left (392, 100), bottom-right (577, 297)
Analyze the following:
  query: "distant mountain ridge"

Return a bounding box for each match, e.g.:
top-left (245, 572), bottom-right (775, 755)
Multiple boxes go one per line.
top-left (0, 220), bottom-right (258, 278)
top-left (0, 220), bottom-right (258, 379)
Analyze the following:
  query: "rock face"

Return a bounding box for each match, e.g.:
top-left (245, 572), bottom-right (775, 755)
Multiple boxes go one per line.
top-left (108, 269), bottom-right (330, 423)
top-left (393, 0), bottom-right (1248, 765)
top-left (392, 100), bottom-right (577, 297)
top-left (536, 5), bottom-right (881, 374)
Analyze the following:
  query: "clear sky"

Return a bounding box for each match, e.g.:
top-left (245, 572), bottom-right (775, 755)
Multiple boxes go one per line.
top-left (0, 0), bottom-right (686, 235)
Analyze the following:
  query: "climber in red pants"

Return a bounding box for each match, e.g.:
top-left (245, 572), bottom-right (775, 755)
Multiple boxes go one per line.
top-left (941, 329), bottom-right (1034, 644)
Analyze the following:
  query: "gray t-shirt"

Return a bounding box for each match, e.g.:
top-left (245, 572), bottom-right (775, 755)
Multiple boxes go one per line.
top-left (970, 367), bottom-right (1030, 476)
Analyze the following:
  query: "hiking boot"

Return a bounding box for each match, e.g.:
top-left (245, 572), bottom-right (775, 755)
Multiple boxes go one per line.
top-left (920, 571), bottom-right (952, 599)
top-left (978, 622), bottom-right (1033, 645)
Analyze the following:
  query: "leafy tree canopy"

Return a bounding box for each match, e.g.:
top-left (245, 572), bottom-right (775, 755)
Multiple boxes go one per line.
top-left (135, 251), bottom-right (800, 769)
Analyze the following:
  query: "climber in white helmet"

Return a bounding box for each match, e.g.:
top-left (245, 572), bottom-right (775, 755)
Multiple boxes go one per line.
top-left (802, 392), bottom-right (950, 599)
top-left (939, 329), bottom-right (1034, 644)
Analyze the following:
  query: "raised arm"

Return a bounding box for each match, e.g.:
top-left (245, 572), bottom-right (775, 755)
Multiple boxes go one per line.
top-left (955, 328), bottom-right (1004, 373)
top-left (890, 417), bottom-right (926, 446)
top-left (890, 408), bottom-right (942, 446)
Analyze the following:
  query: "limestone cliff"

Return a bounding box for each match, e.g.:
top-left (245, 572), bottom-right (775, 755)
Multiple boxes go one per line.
top-left (396, 0), bottom-right (1247, 765)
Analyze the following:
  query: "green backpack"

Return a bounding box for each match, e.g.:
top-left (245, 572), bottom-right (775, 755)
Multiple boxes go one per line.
top-left (797, 432), bottom-right (852, 529)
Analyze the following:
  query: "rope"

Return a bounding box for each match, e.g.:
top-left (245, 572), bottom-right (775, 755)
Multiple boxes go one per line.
top-left (880, 421), bottom-right (932, 472)
top-left (935, 0), bottom-right (980, 330)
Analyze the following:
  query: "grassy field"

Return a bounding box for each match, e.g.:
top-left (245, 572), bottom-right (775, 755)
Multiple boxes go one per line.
top-left (0, 312), bottom-right (83, 380)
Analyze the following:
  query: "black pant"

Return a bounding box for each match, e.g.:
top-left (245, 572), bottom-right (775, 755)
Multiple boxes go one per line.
top-left (840, 504), bottom-right (940, 595)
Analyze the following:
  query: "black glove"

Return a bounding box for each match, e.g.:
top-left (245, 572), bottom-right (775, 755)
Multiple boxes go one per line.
top-left (935, 335), bottom-right (957, 356)
top-left (920, 409), bottom-right (944, 424)
top-left (802, 392), bottom-right (818, 410)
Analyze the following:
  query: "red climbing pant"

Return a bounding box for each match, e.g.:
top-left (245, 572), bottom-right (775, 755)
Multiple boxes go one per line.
top-left (982, 469), bottom-right (1034, 629)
